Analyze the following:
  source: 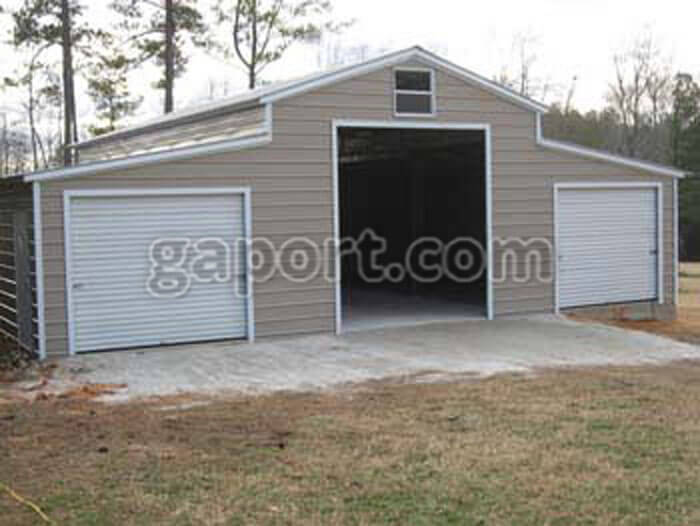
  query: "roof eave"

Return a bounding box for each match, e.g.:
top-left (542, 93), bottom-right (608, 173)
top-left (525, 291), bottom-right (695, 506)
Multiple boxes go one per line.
top-left (73, 99), bottom-right (265, 150)
top-left (25, 132), bottom-right (271, 183)
top-left (72, 46), bottom-right (549, 152)
top-left (539, 138), bottom-right (686, 179)
top-left (412, 48), bottom-right (549, 114)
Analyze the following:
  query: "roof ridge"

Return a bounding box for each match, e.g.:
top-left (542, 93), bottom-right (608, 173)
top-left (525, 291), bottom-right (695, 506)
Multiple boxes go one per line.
top-left (76, 46), bottom-right (549, 149)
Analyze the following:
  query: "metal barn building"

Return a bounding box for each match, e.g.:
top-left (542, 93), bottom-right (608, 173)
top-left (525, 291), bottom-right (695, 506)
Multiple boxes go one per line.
top-left (0, 47), bottom-right (684, 359)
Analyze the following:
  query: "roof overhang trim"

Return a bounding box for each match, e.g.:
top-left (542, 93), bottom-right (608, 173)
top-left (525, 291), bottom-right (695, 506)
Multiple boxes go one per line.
top-left (260, 47), bottom-right (549, 113)
top-left (24, 133), bottom-right (271, 183)
top-left (535, 115), bottom-right (685, 178)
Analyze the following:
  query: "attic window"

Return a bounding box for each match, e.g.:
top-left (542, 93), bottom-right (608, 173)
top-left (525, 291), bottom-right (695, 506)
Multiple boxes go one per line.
top-left (394, 69), bottom-right (435, 116)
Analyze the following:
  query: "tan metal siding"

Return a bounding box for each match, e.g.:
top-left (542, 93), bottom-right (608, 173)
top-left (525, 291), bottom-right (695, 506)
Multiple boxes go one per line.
top-left (78, 106), bottom-right (267, 162)
top-left (39, 59), bottom-right (676, 356)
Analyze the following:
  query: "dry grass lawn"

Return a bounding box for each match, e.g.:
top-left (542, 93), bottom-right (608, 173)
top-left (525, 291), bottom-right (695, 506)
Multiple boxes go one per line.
top-left (578, 263), bottom-right (700, 345)
top-left (2, 272), bottom-right (700, 525)
top-left (3, 366), bottom-right (700, 524)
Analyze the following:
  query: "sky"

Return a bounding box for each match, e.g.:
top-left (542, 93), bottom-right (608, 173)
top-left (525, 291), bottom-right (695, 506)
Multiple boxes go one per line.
top-left (1, 0), bottom-right (700, 133)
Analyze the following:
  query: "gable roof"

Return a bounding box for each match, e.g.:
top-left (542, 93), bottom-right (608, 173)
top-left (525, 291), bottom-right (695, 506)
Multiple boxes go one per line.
top-left (74, 46), bottom-right (549, 150)
top-left (23, 46), bottom-right (686, 182)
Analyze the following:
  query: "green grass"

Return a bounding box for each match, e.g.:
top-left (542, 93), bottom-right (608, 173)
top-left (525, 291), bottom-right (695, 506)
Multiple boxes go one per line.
top-left (3, 363), bottom-right (700, 525)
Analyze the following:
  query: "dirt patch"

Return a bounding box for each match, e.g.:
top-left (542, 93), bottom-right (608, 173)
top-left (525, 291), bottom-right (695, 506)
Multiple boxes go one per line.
top-left (596, 316), bottom-right (700, 345)
top-left (0, 337), bottom-right (39, 383)
top-left (3, 362), bottom-right (700, 525)
top-left (47, 383), bottom-right (129, 402)
top-left (572, 266), bottom-right (700, 345)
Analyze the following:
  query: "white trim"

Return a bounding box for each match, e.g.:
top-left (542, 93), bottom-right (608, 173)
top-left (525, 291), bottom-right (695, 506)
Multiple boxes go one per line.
top-left (264, 103), bottom-right (273, 136)
top-left (262, 47), bottom-right (548, 113)
top-left (69, 47), bottom-right (546, 151)
top-left (393, 67), bottom-right (437, 118)
top-left (331, 122), bottom-right (342, 335)
top-left (553, 185), bottom-right (560, 313)
top-left (333, 119), bottom-right (490, 131)
top-left (658, 185), bottom-right (665, 305)
top-left (331, 119), bottom-right (494, 334)
top-left (262, 49), bottom-right (427, 104)
top-left (674, 178), bottom-right (679, 306)
top-left (63, 187), bottom-right (253, 197)
top-left (552, 182), bottom-right (663, 189)
top-left (536, 115), bottom-right (685, 179)
top-left (553, 182), bottom-right (664, 313)
top-left (25, 129), bottom-right (271, 183)
top-left (536, 111), bottom-right (543, 143)
top-left (63, 187), bottom-right (254, 355)
top-left (484, 126), bottom-right (494, 320)
top-left (415, 48), bottom-right (549, 113)
top-left (244, 189), bottom-right (256, 341)
top-left (32, 182), bottom-right (46, 360)
top-left (63, 192), bottom-right (75, 355)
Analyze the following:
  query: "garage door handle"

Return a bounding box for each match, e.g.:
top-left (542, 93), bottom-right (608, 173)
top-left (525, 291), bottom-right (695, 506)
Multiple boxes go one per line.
top-left (72, 282), bottom-right (85, 290)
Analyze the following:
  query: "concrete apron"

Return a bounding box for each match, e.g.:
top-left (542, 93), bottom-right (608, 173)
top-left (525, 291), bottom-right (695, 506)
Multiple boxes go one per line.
top-left (52, 316), bottom-right (700, 402)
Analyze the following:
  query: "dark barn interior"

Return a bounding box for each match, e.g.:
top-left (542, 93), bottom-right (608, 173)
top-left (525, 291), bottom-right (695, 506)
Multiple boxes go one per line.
top-left (338, 128), bottom-right (487, 330)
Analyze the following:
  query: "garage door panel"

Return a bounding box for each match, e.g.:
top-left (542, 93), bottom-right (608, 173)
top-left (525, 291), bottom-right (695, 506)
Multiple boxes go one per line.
top-left (73, 284), bottom-right (248, 312)
top-left (67, 193), bottom-right (250, 353)
top-left (559, 243), bottom-right (656, 255)
top-left (76, 325), bottom-right (247, 353)
top-left (70, 227), bottom-right (245, 241)
top-left (560, 261), bottom-right (657, 275)
top-left (557, 187), bottom-right (659, 309)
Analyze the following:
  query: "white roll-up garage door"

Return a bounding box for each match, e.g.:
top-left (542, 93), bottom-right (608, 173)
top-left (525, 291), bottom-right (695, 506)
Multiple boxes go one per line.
top-left (556, 185), bottom-right (661, 310)
top-left (65, 190), bottom-right (251, 353)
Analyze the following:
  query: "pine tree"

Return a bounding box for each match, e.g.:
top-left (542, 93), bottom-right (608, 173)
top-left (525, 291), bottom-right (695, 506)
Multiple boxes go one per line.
top-left (11, 0), bottom-right (106, 165)
top-left (110, 0), bottom-right (211, 114)
top-left (215, 0), bottom-right (350, 89)
top-left (86, 50), bottom-right (143, 136)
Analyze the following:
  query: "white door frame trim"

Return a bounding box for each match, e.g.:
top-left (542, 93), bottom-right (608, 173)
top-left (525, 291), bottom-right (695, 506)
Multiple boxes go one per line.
top-left (674, 179), bottom-right (679, 306)
top-left (553, 182), bottom-right (664, 314)
top-left (63, 187), bottom-right (254, 355)
top-left (331, 119), bottom-right (494, 334)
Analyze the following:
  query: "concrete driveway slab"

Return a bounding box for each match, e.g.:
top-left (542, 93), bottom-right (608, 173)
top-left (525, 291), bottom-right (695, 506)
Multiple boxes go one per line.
top-left (50, 316), bottom-right (700, 402)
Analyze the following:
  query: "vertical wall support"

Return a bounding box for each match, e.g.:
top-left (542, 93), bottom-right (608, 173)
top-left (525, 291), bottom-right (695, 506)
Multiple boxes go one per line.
top-left (13, 210), bottom-right (33, 351)
top-left (33, 182), bottom-right (46, 360)
top-left (674, 178), bottom-right (679, 307)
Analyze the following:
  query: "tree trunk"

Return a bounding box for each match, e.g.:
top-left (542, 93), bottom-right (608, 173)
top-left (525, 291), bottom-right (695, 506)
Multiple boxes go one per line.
top-left (164, 0), bottom-right (175, 113)
top-left (249, 0), bottom-right (258, 90)
top-left (61, 0), bottom-right (77, 166)
top-left (1, 114), bottom-right (7, 177)
top-left (27, 71), bottom-right (39, 171)
top-left (248, 67), bottom-right (256, 90)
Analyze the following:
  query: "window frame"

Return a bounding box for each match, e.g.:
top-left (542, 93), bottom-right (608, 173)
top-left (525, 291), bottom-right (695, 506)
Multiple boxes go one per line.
top-left (393, 67), bottom-right (436, 118)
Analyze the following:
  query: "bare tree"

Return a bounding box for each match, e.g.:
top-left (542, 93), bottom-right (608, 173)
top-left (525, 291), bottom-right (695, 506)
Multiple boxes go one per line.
top-left (11, 0), bottom-right (100, 166)
top-left (496, 31), bottom-right (555, 102)
top-left (317, 39), bottom-right (381, 69)
top-left (563, 76), bottom-right (577, 115)
top-left (0, 111), bottom-right (32, 177)
top-left (3, 44), bottom-right (56, 171)
top-left (0, 113), bottom-right (6, 176)
top-left (514, 32), bottom-right (537, 97)
top-left (607, 33), bottom-right (672, 158)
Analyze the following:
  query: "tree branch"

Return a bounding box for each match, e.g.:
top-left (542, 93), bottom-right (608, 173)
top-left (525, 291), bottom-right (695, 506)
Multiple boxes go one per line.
top-left (232, 0), bottom-right (251, 69)
top-left (257, 0), bottom-right (282, 59)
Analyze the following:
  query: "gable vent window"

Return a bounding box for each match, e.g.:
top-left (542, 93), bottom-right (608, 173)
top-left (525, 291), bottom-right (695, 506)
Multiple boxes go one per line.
top-left (394, 69), bottom-right (435, 116)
